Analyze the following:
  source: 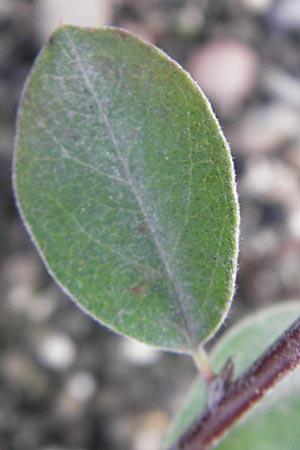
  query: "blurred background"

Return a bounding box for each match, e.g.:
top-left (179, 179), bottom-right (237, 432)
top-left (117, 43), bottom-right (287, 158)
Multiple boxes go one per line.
top-left (0, 0), bottom-right (300, 449)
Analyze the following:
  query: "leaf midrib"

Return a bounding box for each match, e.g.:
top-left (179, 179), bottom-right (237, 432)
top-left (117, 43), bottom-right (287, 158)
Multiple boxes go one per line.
top-left (63, 28), bottom-right (195, 346)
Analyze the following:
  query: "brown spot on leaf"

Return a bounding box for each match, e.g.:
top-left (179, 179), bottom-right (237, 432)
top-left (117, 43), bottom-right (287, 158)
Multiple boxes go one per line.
top-left (136, 224), bottom-right (145, 233)
top-left (129, 284), bottom-right (143, 294)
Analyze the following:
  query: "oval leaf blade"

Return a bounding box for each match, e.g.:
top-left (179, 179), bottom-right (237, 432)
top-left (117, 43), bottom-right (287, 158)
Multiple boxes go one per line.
top-left (13, 25), bottom-right (239, 352)
top-left (165, 301), bottom-right (300, 447)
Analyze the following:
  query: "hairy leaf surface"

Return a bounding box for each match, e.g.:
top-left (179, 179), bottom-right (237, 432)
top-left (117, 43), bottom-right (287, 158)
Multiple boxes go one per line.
top-left (14, 25), bottom-right (239, 351)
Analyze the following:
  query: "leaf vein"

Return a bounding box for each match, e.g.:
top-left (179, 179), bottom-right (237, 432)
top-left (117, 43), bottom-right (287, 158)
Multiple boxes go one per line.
top-left (64, 29), bottom-right (196, 345)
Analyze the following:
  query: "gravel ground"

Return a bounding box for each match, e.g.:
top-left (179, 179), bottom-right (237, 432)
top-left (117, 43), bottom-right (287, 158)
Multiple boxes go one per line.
top-left (0, 1), bottom-right (300, 449)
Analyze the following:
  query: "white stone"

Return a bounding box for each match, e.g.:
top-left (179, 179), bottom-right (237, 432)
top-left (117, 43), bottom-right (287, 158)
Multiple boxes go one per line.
top-left (271, 0), bottom-right (300, 29)
top-left (240, 0), bottom-right (273, 13)
top-left (263, 69), bottom-right (300, 108)
top-left (66, 371), bottom-right (97, 402)
top-left (119, 338), bottom-right (160, 366)
top-left (244, 229), bottom-right (279, 258)
top-left (177, 4), bottom-right (204, 34)
top-left (35, 0), bottom-right (113, 43)
top-left (7, 285), bottom-right (34, 311)
top-left (231, 104), bottom-right (300, 154)
top-left (28, 291), bottom-right (58, 323)
top-left (187, 39), bottom-right (258, 115)
top-left (0, 0), bottom-right (12, 17)
top-left (239, 158), bottom-right (299, 204)
top-left (37, 332), bottom-right (76, 370)
top-left (133, 410), bottom-right (169, 450)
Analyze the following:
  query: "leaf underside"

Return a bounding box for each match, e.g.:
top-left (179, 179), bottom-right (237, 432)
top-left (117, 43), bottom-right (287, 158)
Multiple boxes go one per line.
top-left (166, 301), bottom-right (300, 448)
top-left (14, 25), bottom-right (239, 352)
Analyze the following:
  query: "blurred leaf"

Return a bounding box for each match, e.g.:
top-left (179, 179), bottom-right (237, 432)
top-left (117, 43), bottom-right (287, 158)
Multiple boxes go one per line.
top-left (13, 25), bottom-right (239, 352)
top-left (165, 301), bottom-right (300, 448)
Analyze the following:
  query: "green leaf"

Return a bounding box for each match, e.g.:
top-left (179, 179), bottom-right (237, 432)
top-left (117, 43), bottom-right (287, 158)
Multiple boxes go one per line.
top-left (165, 301), bottom-right (300, 448)
top-left (13, 25), bottom-right (239, 352)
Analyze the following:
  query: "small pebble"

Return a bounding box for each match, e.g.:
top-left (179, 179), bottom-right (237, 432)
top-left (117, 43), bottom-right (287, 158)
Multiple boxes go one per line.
top-left (263, 68), bottom-right (300, 108)
top-left (66, 371), bottom-right (97, 402)
top-left (243, 229), bottom-right (280, 258)
top-left (2, 351), bottom-right (47, 390)
top-left (239, 158), bottom-right (299, 204)
top-left (7, 286), bottom-right (57, 322)
top-left (0, 0), bottom-right (12, 18)
top-left (230, 103), bottom-right (300, 154)
top-left (133, 410), bottom-right (169, 450)
top-left (36, 332), bottom-right (77, 370)
top-left (269, 0), bottom-right (300, 30)
top-left (119, 338), bottom-right (161, 366)
top-left (239, 0), bottom-right (273, 13)
top-left (54, 392), bottom-right (86, 419)
top-left (6, 285), bottom-right (35, 312)
top-left (176, 3), bottom-right (205, 35)
top-left (187, 39), bottom-right (258, 115)
top-left (2, 253), bottom-right (41, 289)
top-left (26, 290), bottom-right (58, 323)
top-left (35, 0), bottom-right (113, 43)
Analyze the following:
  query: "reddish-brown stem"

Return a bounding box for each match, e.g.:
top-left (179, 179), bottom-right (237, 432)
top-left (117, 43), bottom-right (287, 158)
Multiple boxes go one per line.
top-left (168, 316), bottom-right (300, 450)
